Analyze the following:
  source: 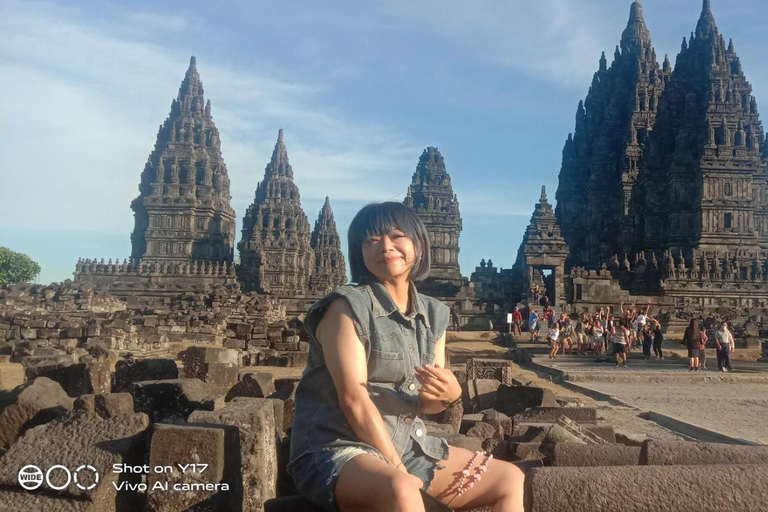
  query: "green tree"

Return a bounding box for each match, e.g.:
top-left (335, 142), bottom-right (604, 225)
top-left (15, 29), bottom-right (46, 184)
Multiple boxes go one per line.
top-left (0, 247), bottom-right (41, 286)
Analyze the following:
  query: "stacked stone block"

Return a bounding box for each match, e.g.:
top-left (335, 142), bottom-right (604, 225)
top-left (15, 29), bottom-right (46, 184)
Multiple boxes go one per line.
top-left (0, 282), bottom-right (290, 370)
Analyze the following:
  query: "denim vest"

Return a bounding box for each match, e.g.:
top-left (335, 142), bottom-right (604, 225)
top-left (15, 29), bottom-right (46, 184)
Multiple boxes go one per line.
top-left (289, 281), bottom-right (451, 465)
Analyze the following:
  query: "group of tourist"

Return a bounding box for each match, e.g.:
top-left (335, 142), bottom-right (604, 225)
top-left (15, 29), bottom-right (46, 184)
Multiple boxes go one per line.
top-left (682, 318), bottom-right (735, 372)
top-left (520, 301), bottom-right (665, 367)
top-left (516, 301), bottom-right (737, 372)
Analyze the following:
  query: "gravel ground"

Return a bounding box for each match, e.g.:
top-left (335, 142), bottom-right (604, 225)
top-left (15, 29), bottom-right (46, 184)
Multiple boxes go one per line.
top-left (579, 381), bottom-right (768, 445)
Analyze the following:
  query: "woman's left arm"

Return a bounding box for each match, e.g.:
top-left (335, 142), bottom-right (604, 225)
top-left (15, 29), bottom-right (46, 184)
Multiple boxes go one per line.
top-left (415, 332), bottom-right (462, 414)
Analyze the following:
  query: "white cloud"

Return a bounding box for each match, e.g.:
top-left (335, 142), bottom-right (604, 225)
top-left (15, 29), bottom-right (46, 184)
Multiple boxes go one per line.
top-left (372, 0), bottom-right (618, 88)
top-left (0, 0), bottom-right (421, 236)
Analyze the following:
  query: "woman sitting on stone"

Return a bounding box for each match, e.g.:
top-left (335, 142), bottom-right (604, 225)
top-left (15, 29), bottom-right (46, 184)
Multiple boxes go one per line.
top-left (288, 202), bottom-right (525, 512)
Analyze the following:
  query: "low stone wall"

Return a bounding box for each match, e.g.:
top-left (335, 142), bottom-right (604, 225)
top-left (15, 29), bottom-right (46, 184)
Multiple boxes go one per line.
top-left (0, 282), bottom-right (311, 368)
top-left (525, 465), bottom-right (768, 512)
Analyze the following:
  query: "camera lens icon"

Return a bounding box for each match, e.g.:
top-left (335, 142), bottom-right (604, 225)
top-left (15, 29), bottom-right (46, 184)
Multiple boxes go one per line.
top-left (17, 465), bottom-right (44, 491)
top-left (74, 464), bottom-right (99, 490)
top-left (17, 464), bottom-right (99, 491)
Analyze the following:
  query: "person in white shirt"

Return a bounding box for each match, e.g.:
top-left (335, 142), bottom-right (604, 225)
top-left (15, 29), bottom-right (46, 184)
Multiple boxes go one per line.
top-left (635, 301), bottom-right (650, 335)
top-left (548, 324), bottom-right (561, 359)
top-left (592, 320), bottom-right (605, 355)
top-left (610, 319), bottom-right (630, 367)
top-left (715, 320), bottom-right (735, 372)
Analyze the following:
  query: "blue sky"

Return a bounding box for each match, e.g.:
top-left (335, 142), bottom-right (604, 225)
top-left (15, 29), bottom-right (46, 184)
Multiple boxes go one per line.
top-left (1, 0), bottom-right (766, 285)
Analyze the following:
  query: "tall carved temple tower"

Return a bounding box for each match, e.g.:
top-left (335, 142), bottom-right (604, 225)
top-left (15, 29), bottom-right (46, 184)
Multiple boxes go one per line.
top-left (512, 186), bottom-right (569, 306)
top-left (238, 130), bottom-right (314, 295)
top-left (631, 0), bottom-right (768, 262)
top-left (404, 147), bottom-right (465, 296)
top-left (74, 57), bottom-right (238, 296)
top-left (556, 1), bottom-right (670, 269)
top-left (309, 197), bottom-right (347, 295)
top-left (130, 56), bottom-right (236, 264)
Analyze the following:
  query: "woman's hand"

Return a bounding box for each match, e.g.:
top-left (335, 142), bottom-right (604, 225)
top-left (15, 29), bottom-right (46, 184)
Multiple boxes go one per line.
top-left (414, 363), bottom-right (461, 405)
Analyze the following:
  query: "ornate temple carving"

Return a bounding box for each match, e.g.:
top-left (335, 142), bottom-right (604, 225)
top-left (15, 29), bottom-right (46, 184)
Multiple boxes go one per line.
top-left (511, 186), bottom-right (569, 307)
top-left (556, 1), bottom-right (670, 269)
top-left (74, 57), bottom-right (239, 297)
top-left (238, 130), bottom-right (314, 295)
top-left (309, 197), bottom-right (347, 295)
top-left (404, 147), bottom-right (465, 296)
top-left (130, 56), bottom-right (236, 265)
top-left (630, 0), bottom-right (768, 262)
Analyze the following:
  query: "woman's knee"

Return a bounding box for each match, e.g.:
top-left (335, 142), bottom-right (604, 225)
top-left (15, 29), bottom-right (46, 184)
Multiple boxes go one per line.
top-left (379, 473), bottom-right (422, 510)
top-left (497, 461), bottom-right (525, 495)
top-left (342, 472), bottom-right (421, 512)
top-left (390, 472), bottom-right (423, 498)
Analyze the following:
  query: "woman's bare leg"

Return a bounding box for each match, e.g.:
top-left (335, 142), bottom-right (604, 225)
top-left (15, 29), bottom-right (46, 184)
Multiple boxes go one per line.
top-left (428, 446), bottom-right (524, 512)
top-left (335, 454), bottom-right (425, 512)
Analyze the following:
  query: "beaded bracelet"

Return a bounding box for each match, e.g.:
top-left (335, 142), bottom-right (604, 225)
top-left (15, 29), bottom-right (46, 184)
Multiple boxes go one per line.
top-left (455, 450), bottom-right (493, 496)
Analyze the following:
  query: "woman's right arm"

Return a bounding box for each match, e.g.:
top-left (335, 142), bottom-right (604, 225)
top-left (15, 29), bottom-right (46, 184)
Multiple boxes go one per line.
top-left (316, 298), bottom-right (403, 470)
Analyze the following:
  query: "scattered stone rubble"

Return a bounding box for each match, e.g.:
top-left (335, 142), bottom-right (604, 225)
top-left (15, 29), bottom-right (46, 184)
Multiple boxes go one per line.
top-left (1, 280), bottom-right (766, 511)
top-left (1, 343), bottom-right (766, 512)
top-left (0, 281), bottom-right (312, 372)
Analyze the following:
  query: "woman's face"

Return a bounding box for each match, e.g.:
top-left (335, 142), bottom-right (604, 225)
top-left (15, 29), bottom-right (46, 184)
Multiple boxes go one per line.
top-left (361, 228), bottom-right (417, 282)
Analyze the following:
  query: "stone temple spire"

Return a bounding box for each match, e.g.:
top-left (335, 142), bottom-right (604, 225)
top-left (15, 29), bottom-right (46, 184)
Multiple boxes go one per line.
top-left (404, 147), bottom-right (464, 294)
top-left (511, 184), bottom-right (569, 307)
top-left (696, 0), bottom-right (718, 40)
top-left (177, 56), bottom-right (204, 114)
top-left (238, 130), bottom-right (314, 294)
top-left (632, 0), bottom-right (768, 261)
top-left (309, 197), bottom-right (347, 295)
top-left (534, 185), bottom-right (555, 217)
top-left (621, 1), bottom-right (652, 54)
top-left (556, 1), bottom-right (669, 270)
top-left (130, 56), bottom-right (235, 265)
top-left (265, 129), bottom-right (293, 179)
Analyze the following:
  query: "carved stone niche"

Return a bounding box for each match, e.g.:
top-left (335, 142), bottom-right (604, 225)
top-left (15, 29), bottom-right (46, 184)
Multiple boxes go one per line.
top-left (466, 358), bottom-right (512, 386)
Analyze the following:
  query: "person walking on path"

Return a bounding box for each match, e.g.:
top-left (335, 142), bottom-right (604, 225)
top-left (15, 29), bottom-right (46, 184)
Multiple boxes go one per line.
top-left (547, 322), bottom-right (561, 359)
top-left (649, 316), bottom-right (664, 359)
top-left (715, 320), bottom-right (735, 372)
top-left (682, 319), bottom-right (702, 372)
top-left (529, 309), bottom-right (540, 342)
top-left (512, 306), bottom-right (523, 335)
top-left (699, 328), bottom-right (709, 370)
top-left (450, 304), bottom-right (461, 332)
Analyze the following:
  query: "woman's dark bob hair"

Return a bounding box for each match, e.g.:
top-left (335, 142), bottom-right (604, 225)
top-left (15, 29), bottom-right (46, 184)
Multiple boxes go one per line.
top-left (347, 202), bottom-right (431, 283)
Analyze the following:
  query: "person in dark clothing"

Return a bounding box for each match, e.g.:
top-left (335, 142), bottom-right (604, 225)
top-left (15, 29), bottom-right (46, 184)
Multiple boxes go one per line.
top-left (649, 317), bottom-right (664, 359)
top-left (641, 324), bottom-right (653, 360)
top-left (715, 320), bottom-right (735, 372)
top-left (682, 318), bottom-right (702, 372)
top-left (450, 304), bottom-right (461, 332)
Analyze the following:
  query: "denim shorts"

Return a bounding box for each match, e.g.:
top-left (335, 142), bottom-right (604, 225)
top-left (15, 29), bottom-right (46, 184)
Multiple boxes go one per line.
top-left (289, 436), bottom-right (448, 512)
